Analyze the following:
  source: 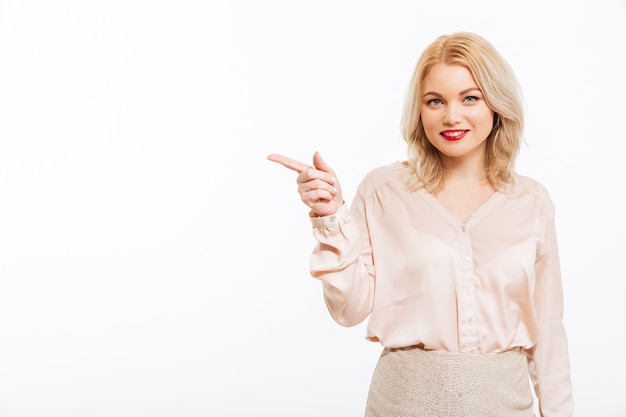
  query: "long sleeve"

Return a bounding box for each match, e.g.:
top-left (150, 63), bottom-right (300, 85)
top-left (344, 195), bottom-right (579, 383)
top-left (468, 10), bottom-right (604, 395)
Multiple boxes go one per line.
top-left (527, 203), bottom-right (574, 417)
top-left (309, 198), bottom-right (375, 327)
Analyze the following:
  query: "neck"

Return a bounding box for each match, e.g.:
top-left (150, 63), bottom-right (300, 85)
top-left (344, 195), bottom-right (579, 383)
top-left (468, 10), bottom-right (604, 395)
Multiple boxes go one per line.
top-left (439, 154), bottom-right (488, 184)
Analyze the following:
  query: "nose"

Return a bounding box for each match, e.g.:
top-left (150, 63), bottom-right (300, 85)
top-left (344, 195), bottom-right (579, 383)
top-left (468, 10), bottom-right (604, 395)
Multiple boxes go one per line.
top-left (443, 104), bottom-right (461, 125)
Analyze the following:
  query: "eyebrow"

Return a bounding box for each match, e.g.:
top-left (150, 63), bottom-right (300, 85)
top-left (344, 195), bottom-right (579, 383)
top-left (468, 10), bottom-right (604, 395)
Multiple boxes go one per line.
top-left (423, 87), bottom-right (482, 98)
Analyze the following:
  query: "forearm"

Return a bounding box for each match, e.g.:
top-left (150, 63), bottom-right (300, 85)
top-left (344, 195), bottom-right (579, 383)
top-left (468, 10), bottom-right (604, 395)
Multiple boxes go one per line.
top-left (310, 204), bottom-right (375, 327)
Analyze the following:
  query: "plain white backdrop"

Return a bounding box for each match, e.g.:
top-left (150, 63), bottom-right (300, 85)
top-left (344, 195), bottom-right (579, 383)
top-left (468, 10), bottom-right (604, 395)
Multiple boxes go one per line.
top-left (0, 0), bottom-right (624, 416)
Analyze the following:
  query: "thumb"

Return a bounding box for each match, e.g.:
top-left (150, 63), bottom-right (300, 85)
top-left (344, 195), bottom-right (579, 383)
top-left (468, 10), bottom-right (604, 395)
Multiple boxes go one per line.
top-left (312, 151), bottom-right (334, 174)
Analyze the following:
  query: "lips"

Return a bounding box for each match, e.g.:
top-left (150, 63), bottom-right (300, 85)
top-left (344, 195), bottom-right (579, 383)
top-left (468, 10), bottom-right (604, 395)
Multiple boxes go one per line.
top-left (441, 130), bottom-right (468, 141)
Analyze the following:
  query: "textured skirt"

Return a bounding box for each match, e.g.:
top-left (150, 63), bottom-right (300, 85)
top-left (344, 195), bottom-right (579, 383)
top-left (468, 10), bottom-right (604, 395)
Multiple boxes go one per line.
top-left (365, 346), bottom-right (535, 417)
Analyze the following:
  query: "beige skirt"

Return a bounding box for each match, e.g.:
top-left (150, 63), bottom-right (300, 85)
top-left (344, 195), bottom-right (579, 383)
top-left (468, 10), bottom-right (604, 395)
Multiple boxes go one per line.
top-left (365, 346), bottom-right (535, 417)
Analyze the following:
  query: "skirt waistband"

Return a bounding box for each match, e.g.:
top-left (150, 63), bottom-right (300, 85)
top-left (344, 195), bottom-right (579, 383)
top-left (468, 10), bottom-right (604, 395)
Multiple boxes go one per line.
top-left (365, 345), bottom-right (535, 417)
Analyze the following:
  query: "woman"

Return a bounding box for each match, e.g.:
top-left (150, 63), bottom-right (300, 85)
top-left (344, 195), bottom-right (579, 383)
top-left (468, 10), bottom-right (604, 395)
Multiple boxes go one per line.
top-left (268, 32), bottom-right (573, 417)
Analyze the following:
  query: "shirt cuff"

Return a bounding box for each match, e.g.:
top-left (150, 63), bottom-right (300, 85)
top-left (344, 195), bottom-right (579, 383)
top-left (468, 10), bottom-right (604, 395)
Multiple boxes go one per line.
top-left (310, 203), bottom-right (349, 230)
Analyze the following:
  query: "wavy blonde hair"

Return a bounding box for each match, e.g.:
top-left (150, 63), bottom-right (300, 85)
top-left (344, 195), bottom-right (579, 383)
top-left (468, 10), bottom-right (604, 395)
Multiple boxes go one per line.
top-left (400, 32), bottom-right (524, 191)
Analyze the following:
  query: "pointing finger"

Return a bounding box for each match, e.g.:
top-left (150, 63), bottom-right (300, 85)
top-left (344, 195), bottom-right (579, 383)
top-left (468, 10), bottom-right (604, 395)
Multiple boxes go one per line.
top-left (267, 154), bottom-right (311, 173)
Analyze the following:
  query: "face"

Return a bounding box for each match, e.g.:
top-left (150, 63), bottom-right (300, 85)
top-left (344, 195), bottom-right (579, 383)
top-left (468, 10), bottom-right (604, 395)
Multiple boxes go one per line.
top-left (420, 63), bottom-right (495, 165)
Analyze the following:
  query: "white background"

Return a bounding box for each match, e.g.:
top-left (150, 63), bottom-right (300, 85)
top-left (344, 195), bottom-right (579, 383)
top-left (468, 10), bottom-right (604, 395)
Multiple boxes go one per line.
top-left (0, 0), bottom-right (624, 416)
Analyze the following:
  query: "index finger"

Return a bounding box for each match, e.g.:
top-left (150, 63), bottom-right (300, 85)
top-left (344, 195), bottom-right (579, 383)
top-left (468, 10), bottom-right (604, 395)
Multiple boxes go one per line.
top-left (267, 154), bottom-right (311, 173)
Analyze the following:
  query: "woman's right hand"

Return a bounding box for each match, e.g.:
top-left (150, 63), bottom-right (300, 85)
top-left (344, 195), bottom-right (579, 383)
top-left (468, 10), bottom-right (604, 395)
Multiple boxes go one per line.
top-left (267, 152), bottom-right (343, 217)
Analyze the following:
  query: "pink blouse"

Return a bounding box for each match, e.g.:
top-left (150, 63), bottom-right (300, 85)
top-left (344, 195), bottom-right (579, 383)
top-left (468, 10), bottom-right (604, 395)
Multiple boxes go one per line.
top-left (309, 161), bottom-right (573, 417)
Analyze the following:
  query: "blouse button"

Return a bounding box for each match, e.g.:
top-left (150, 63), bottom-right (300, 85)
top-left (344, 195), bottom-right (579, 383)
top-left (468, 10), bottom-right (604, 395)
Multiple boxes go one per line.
top-left (464, 255), bottom-right (472, 262)
top-left (461, 225), bottom-right (467, 232)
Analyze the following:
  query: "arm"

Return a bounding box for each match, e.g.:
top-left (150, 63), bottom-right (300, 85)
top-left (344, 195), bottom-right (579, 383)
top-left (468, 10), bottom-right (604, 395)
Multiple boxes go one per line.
top-left (309, 196), bottom-right (375, 327)
top-left (267, 152), bottom-right (374, 325)
top-left (528, 205), bottom-right (574, 417)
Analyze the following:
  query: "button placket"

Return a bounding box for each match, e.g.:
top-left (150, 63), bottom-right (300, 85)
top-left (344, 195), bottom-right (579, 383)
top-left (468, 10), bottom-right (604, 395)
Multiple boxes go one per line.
top-left (458, 223), bottom-right (479, 354)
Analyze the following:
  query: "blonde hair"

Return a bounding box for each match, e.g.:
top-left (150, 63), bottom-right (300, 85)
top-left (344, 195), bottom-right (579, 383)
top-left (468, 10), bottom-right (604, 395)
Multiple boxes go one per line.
top-left (400, 32), bottom-right (524, 191)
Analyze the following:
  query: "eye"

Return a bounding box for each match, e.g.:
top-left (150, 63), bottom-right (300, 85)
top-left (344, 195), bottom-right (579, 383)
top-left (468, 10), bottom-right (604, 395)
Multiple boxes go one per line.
top-left (427, 98), bottom-right (443, 106)
top-left (463, 96), bottom-right (479, 103)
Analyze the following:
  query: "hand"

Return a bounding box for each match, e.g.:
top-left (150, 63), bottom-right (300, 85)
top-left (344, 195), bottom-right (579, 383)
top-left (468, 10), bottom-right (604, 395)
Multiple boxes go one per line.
top-left (267, 152), bottom-right (343, 217)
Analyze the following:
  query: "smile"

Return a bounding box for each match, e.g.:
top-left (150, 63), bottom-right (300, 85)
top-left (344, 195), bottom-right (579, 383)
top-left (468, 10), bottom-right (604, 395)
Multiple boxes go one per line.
top-left (440, 130), bottom-right (468, 141)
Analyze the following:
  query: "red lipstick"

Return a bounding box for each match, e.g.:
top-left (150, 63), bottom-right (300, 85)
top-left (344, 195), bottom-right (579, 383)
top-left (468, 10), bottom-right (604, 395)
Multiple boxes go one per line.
top-left (441, 130), bottom-right (468, 141)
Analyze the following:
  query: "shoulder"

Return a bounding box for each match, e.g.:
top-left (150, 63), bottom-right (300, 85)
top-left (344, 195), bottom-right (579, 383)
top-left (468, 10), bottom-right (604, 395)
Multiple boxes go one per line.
top-left (356, 161), bottom-right (413, 198)
top-left (515, 175), bottom-right (551, 201)
top-left (512, 175), bottom-right (555, 215)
